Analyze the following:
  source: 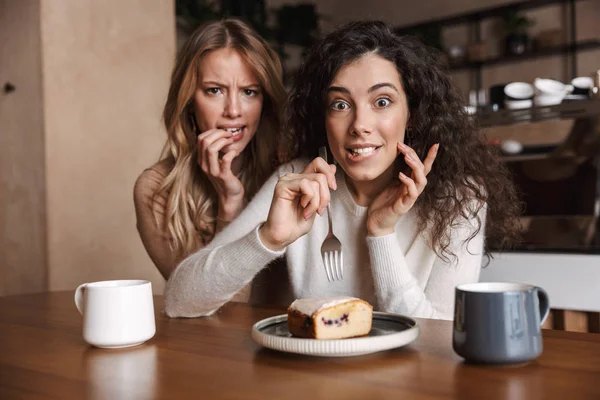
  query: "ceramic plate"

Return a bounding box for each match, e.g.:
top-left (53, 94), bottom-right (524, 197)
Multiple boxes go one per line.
top-left (252, 312), bottom-right (419, 357)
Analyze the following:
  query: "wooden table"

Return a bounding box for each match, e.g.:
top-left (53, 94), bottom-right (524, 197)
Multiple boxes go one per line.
top-left (1, 292), bottom-right (599, 399)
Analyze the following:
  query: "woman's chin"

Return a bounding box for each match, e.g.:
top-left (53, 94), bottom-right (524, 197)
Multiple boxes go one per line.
top-left (341, 162), bottom-right (382, 179)
top-left (344, 169), bottom-right (383, 183)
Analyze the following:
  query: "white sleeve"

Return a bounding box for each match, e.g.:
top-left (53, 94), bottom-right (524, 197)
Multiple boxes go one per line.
top-left (163, 163), bottom-right (301, 318)
top-left (367, 205), bottom-right (485, 320)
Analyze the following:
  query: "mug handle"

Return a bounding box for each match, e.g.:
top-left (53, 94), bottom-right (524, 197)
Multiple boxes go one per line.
top-left (536, 287), bottom-right (550, 325)
top-left (74, 283), bottom-right (88, 315)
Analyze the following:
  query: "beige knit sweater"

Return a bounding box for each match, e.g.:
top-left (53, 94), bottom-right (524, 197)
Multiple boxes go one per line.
top-left (164, 159), bottom-right (485, 320)
top-left (133, 160), bottom-right (292, 306)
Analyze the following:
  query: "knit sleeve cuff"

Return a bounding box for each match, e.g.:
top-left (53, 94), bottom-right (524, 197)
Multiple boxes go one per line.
top-left (230, 224), bottom-right (285, 276)
top-left (366, 233), bottom-right (414, 290)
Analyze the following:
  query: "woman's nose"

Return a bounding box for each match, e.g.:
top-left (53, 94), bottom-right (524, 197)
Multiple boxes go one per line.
top-left (223, 95), bottom-right (241, 118)
top-left (349, 106), bottom-right (374, 136)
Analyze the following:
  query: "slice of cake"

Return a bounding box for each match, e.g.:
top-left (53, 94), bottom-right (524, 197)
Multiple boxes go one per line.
top-left (287, 296), bottom-right (373, 339)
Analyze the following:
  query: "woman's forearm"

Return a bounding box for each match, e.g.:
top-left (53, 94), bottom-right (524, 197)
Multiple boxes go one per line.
top-left (164, 225), bottom-right (284, 317)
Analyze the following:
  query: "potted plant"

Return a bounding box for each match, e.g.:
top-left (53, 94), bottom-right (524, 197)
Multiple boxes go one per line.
top-left (502, 9), bottom-right (535, 56)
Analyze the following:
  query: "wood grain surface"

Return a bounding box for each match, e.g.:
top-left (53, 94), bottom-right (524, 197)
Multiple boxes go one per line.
top-left (1, 292), bottom-right (599, 399)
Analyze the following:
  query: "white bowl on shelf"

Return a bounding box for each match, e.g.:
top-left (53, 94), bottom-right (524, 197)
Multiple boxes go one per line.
top-left (504, 82), bottom-right (535, 100)
top-left (500, 139), bottom-right (524, 155)
top-left (505, 99), bottom-right (532, 109)
top-left (534, 94), bottom-right (563, 106)
top-left (571, 76), bottom-right (593, 90)
top-left (533, 78), bottom-right (573, 106)
top-left (534, 78), bottom-right (572, 95)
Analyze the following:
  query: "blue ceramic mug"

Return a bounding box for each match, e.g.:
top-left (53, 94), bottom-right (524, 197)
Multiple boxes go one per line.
top-left (453, 282), bottom-right (550, 364)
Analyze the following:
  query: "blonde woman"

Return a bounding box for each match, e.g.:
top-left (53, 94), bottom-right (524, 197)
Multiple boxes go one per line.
top-left (134, 19), bottom-right (288, 285)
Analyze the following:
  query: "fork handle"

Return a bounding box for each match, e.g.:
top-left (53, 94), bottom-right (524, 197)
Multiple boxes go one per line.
top-left (319, 146), bottom-right (334, 231)
top-left (326, 203), bottom-right (333, 231)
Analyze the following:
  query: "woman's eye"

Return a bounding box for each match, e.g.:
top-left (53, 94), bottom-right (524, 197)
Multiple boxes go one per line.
top-left (206, 88), bottom-right (222, 95)
top-left (375, 98), bottom-right (391, 108)
top-left (243, 89), bottom-right (259, 96)
top-left (331, 101), bottom-right (350, 111)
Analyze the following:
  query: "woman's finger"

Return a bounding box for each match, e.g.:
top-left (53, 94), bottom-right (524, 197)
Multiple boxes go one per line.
top-left (198, 149), bottom-right (209, 175)
top-left (220, 149), bottom-right (237, 177)
top-left (311, 173), bottom-right (331, 215)
top-left (198, 129), bottom-right (231, 153)
top-left (297, 178), bottom-right (320, 220)
top-left (309, 181), bottom-right (322, 219)
top-left (398, 142), bottom-right (425, 171)
top-left (422, 143), bottom-right (439, 176)
top-left (404, 153), bottom-right (428, 192)
top-left (206, 137), bottom-right (234, 176)
top-left (398, 172), bottom-right (419, 209)
top-left (197, 128), bottom-right (226, 142)
top-left (197, 129), bottom-right (228, 173)
top-left (302, 157), bottom-right (337, 190)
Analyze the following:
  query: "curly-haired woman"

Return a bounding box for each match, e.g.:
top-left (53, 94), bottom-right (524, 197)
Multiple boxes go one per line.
top-left (164, 21), bottom-right (521, 319)
top-left (134, 19), bottom-right (289, 289)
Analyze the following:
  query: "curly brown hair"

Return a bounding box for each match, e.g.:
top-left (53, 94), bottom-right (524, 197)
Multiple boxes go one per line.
top-left (285, 20), bottom-right (522, 261)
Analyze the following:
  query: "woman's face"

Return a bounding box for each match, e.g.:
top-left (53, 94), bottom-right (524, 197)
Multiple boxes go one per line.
top-left (192, 48), bottom-right (264, 155)
top-left (325, 53), bottom-right (409, 185)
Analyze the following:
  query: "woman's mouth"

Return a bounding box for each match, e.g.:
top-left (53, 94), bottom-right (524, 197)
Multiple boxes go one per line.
top-left (346, 145), bottom-right (382, 161)
top-left (222, 126), bottom-right (246, 142)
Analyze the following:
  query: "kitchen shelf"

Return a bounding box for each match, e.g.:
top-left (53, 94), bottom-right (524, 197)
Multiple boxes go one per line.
top-left (394, 0), bottom-right (597, 100)
top-left (497, 145), bottom-right (561, 162)
top-left (450, 39), bottom-right (600, 71)
top-left (394, 0), bottom-right (586, 34)
top-left (476, 98), bottom-right (600, 127)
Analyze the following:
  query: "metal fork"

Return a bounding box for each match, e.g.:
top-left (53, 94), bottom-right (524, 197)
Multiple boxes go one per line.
top-left (318, 146), bottom-right (344, 282)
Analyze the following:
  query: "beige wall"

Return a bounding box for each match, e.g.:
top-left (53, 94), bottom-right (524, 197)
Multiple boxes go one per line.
top-left (0, 0), bottom-right (47, 296)
top-left (0, 0), bottom-right (175, 295)
top-left (41, 0), bottom-right (174, 293)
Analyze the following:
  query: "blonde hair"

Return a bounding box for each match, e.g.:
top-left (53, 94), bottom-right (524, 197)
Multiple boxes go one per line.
top-left (155, 19), bottom-right (287, 256)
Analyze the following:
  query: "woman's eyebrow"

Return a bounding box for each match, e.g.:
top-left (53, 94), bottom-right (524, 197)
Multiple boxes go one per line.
top-left (327, 83), bottom-right (399, 95)
top-left (327, 86), bottom-right (350, 94)
top-left (368, 82), bottom-right (399, 93)
top-left (202, 80), bottom-right (224, 86)
top-left (201, 80), bottom-right (260, 88)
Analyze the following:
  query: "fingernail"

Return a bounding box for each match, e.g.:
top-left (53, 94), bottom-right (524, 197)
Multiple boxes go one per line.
top-left (304, 212), bottom-right (314, 221)
top-left (398, 142), bottom-right (407, 148)
top-left (399, 172), bottom-right (408, 179)
top-left (332, 180), bottom-right (337, 190)
top-left (435, 143), bottom-right (440, 152)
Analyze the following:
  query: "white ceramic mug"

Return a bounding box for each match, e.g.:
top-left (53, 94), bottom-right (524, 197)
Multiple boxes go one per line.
top-left (74, 280), bottom-right (156, 348)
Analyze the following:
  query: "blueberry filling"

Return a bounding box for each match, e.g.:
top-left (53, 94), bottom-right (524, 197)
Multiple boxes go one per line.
top-left (302, 317), bottom-right (313, 329)
top-left (321, 313), bottom-right (350, 327)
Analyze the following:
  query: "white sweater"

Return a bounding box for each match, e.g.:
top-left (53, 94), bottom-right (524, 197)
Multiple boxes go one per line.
top-left (165, 159), bottom-right (484, 320)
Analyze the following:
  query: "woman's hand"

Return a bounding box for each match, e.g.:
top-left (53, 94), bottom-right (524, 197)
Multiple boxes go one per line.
top-left (259, 158), bottom-right (337, 251)
top-left (367, 143), bottom-right (439, 236)
top-left (197, 129), bottom-right (245, 221)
